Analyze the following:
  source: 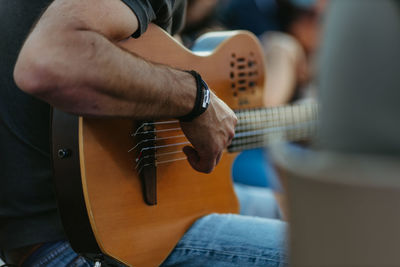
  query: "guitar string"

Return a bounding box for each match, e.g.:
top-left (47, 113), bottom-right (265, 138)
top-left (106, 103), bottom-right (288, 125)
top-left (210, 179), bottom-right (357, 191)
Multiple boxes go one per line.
top-left (132, 114), bottom-right (317, 138)
top-left (137, 130), bottom-right (313, 170)
top-left (136, 141), bottom-right (191, 154)
top-left (130, 120), bottom-right (317, 155)
top-left (134, 141), bottom-right (190, 165)
top-left (133, 127), bottom-right (182, 136)
top-left (132, 120), bottom-right (179, 136)
top-left (135, 147), bottom-right (191, 169)
top-left (138, 134), bottom-right (318, 170)
top-left (132, 105), bottom-right (318, 168)
top-left (132, 104), bottom-right (318, 133)
top-left (234, 106), bottom-right (318, 130)
top-left (134, 122), bottom-right (317, 169)
top-left (235, 113), bottom-right (317, 132)
top-left (231, 127), bottom-right (316, 150)
top-left (137, 156), bottom-right (188, 174)
top-left (131, 121), bottom-right (317, 158)
top-left (134, 120), bottom-right (317, 150)
top-left (128, 134), bottom-right (186, 152)
top-left (234, 105), bottom-right (318, 120)
top-left (129, 120), bottom-right (316, 155)
top-left (232, 121), bottom-right (317, 140)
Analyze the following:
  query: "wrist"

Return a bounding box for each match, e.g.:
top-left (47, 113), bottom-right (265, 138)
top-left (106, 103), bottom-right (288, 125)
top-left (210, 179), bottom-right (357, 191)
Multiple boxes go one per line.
top-left (178, 70), bottom-right (210, 122)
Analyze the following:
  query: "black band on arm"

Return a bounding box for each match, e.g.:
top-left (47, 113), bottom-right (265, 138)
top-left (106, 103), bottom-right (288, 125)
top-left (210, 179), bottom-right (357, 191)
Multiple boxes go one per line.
top-left (178, 70), bottom-right (211, 122)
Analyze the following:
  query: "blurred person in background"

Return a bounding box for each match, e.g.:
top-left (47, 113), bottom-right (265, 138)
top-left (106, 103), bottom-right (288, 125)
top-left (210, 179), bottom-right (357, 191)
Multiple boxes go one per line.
top-left (216, 0), bottom-right (326, 202)
top-left (219, 0), bottom-right (326, 106)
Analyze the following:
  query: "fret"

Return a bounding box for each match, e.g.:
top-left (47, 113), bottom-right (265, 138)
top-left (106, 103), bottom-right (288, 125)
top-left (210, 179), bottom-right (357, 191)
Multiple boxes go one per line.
top-left (229, 103), bottom-right (318, 153)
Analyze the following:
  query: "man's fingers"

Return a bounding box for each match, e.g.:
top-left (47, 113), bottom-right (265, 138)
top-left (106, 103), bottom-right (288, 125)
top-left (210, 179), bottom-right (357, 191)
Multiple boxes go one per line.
top-left (183, 146), bottom-right (216, 174)
top-left (183, 146), bottom-right (199, 166)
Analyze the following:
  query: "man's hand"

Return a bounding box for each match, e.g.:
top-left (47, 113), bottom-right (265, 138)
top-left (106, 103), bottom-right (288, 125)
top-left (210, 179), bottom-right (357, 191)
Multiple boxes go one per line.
top-left (180, 91), bottom-right (237, 173)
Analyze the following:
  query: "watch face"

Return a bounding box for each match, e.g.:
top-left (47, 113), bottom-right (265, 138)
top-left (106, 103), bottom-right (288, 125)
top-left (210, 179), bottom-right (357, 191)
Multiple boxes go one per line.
top-left (200, 79), bottom-right (210, 108)
top-left (202, 88), bottom-right (210, 108)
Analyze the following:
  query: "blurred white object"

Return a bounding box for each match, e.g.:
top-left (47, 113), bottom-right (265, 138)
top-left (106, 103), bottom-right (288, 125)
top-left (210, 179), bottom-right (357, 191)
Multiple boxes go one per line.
top-left (272, 145), bottom-right (400, 266)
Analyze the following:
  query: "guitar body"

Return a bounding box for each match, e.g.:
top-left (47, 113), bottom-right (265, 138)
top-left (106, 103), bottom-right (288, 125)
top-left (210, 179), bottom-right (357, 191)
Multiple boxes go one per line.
top-left (52, 25), bottom-right (266, 266)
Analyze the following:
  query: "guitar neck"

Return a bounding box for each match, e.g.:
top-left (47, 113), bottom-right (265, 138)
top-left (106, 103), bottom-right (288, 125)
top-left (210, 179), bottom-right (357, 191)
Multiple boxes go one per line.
top-left (228, 102), bottom-right (318, 152)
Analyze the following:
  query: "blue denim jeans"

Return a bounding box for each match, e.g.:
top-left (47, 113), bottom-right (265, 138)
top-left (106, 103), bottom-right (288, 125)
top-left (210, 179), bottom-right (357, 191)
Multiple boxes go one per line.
top-left (161, 214), bottom-right (287, 267)
top-left (20, 186), bottom-right (287, 267)
top-left (234, 183), bottom-right (282, 219)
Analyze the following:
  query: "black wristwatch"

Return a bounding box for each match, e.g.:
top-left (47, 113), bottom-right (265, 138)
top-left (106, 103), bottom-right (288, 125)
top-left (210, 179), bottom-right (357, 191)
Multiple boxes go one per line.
top-left (178, 70), bottom-right (211, 122)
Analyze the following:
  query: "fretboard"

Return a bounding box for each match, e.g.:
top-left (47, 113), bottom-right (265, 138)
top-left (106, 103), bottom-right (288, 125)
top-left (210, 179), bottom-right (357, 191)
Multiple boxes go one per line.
top-left (228, 103), bottom-right (318, 152)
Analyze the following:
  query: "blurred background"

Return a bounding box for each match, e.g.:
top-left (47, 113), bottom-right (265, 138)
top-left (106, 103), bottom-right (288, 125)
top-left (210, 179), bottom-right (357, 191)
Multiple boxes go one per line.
top-left (183, 0), bottom-right (326, 197)
top-left (184, 1), bottom-right (400, 264)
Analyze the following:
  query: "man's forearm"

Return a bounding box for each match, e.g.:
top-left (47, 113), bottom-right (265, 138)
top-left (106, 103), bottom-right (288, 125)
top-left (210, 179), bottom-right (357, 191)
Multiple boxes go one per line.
top-left (14, 0), bottom-right (196, 119)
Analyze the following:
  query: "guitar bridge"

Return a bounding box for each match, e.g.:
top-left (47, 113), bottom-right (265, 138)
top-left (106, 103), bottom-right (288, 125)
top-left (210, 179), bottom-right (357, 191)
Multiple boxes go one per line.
top-left (133, 121), bottom-right (157, 206)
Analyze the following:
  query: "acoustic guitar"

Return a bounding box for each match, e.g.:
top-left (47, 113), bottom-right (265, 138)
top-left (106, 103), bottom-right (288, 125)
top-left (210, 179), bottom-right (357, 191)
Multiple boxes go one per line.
top-left (52, 24), bottom-right (317, 266)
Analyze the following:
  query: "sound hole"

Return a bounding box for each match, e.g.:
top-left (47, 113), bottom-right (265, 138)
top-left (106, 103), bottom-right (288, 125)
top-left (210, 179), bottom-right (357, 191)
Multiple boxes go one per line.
top-left (229, 52), bottom-right (259, 97)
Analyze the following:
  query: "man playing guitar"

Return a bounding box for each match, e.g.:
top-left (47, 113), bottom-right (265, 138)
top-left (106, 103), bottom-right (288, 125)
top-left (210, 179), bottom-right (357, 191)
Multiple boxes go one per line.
top-left (1, 0), bottom-right (287, 266)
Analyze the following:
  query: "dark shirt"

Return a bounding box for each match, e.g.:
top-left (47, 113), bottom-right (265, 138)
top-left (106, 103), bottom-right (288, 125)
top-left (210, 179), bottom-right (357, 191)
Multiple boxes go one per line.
top-left (123, 0), bottom-right (186, 38)
top-left (0, 0), bottom-right (186, 249)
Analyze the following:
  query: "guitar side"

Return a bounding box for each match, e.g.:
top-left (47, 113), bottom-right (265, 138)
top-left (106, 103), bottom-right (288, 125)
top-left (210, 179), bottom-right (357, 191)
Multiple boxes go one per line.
top-left (52, 25), bottom-right (266, 266)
